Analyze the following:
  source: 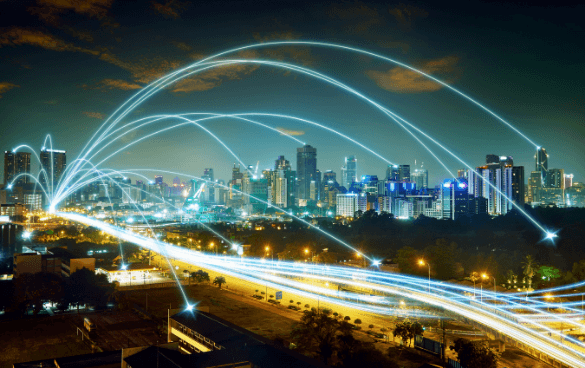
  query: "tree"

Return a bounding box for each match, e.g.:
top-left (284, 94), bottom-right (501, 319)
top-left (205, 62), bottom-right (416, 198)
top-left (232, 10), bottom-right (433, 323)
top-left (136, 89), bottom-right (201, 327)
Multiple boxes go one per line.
top-left (393, 321), bottom-right (423, 347)
top-left (191, 270), bottom-right (210, 284)
top-left (341, 342), bottom-right (398, 368)
top-left (290, 309), bottom-right (353, 364)
top-left (395, 246), bottom-right (420, 275)
top-left (213, 276), bottom-right (226, 289)
top-left (537, 265), bottom-right (561, 282)
top-left (450, 338), bottom-right (498, 368)
top-left (522, 255), bottom-right (537, 289)
top-left (354, 319), bottom-right (362, 329)
top-left (368, 324), bottom-right (374, 331)
top-left (344, 316), bottom-right (351, 322)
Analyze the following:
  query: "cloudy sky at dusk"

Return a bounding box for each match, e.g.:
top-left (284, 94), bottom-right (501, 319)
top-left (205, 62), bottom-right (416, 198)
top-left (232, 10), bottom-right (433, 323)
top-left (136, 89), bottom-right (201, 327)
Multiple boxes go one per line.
top-left (1, 0), bottom-right (583, 186)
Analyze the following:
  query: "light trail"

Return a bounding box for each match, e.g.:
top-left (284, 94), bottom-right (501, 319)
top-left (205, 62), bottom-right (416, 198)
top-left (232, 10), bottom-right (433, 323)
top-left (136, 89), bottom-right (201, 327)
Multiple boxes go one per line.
top-left (57, 212), bottom-right (585, 367)
top-left (57, 57), bottom-right (546, 236)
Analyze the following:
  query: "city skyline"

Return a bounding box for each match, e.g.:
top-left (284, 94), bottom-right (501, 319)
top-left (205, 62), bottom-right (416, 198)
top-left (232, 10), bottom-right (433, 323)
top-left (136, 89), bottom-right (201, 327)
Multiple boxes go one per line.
top-left (0, 2), bottom-right (583, 186)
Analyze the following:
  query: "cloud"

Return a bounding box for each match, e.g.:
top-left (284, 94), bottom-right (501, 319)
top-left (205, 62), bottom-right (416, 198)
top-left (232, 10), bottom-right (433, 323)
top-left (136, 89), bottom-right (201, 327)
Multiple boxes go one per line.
top-left (328, 2), bottom-right (383, 34)
top-left (151, 0), bottom-right (190, 19)
top-left (172, 41), bottom-right (191, 52)
top-left (82, 111), bottom-right (106, 119)
top-left (98, 78), bottom-right (143, 90)
top-left (0, 27), bottom-right (99, 55)
top-left (252, 31), bottom-right (316, 66)
top-left (276, 127), bottom-right (305, 136)
top-left (0, 82), bottom-right (19, 98)
top-left (34, 0), bottom-right (114, 18)
top-left (366, 55), bottom-right (459, 93)
top-left (29, 0), bottom-right (117, 29)
top-left (171, 50), bottom-right (260, 93)
top-left (388, 3), bottom-right (428, 30)
top-left (376, 39), bottom-right (410, 54)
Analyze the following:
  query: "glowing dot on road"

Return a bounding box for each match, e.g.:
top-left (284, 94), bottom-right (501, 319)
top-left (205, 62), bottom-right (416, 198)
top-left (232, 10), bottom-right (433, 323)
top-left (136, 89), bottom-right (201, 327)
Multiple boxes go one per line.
top-left (185, 304), bottom-right (194, 311)
top-left (545, 232), bottom-right (557, 240)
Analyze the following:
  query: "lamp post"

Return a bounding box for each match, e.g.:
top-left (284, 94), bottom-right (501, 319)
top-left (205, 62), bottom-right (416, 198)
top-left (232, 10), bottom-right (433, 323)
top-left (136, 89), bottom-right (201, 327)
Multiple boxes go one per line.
top-left (304, 248), bottom-right (314, 263)
top-left (482, 273), bottom-right (496, 297)
top-left (418, 259), bottom-right (431, 293)
top-left (265, 245), bottom-right (273, 267)
top-left (210, 242), bottom-right (216, 255)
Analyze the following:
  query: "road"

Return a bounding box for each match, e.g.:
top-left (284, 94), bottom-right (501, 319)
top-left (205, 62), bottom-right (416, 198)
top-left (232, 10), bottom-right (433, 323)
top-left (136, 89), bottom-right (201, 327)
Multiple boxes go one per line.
top-left (60, 212), bottom-right (585, 368)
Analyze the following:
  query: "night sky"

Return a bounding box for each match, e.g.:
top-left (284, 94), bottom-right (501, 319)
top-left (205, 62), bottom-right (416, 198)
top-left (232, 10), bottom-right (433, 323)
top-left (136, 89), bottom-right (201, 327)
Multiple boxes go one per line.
top-left (1, 1), bottom-right (583, 186)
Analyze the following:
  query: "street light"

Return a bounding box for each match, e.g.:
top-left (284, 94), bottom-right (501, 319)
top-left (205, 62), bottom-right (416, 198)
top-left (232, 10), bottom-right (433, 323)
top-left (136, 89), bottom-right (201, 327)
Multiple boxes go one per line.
top-left (265, 245), bottom-right (273, 266)
top-left (418, 259), bottom-right (431, 293)
top-left (305, 248), bottom-right (314, 263)
top-left (482, 273), bottom-right (496, 296)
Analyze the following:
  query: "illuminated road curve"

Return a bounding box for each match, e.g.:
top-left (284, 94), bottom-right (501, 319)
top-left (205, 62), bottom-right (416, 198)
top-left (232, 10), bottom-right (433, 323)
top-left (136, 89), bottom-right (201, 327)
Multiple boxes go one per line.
top-left (60, 212), bottom-right (585, 368)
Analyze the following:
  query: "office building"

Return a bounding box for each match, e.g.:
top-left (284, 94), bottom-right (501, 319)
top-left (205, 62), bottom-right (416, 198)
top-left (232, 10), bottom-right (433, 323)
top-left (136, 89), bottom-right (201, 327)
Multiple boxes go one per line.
top-left (441, 178), bottom-right (470, 220)
top-left (39, 148), bottom-right (66, 189)
top-left (528, 171), bottom-right (541, 204)
top-left (411, 168), bottom-right (429, 190)
top-left (4, 151), bottom-right (31, 186)
top-left (535, 147), bottom-right (548, 187)
top-left (336, 193), bottom-right (358, 217)
top-left (154, 175), bottom-right (163, 185)
top-left (511, 166), bottom-right (525, 208)
top-left (296, 145), bottom-right (317, 203)
top-left (342, 155), bottom-right (356, 189)
top-left (565, 174), bottom-right (574, 189)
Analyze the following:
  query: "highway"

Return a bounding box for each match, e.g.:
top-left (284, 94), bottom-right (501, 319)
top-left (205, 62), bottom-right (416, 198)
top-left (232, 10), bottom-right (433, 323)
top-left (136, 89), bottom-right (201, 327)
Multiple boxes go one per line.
top-left (60, 212), bottom-right (585, 368)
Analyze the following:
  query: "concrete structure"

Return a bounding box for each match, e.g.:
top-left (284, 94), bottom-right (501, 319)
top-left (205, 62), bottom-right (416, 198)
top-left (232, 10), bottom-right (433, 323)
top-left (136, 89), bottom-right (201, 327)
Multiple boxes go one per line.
top-left (48, 247), bottom-right (96, 277)
top-left (97, 263), bottom-right (158, 284)
top-left (167, 310), bottom-right (325, 367)
top-left (13, 250), bottom-right (61, 277)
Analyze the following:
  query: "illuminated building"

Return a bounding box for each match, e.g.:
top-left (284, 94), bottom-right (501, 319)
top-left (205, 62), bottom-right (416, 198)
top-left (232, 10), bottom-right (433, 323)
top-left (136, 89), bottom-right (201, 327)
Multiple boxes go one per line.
top-left (39, 148), bottom-right (66, 188)
top-left (336, 193), bottom-right (358, 217)
top-left (296, 145), bottom-right (317, 203)
top-left (565, 174), bottom-right (574, 189)
top-left (342, 155), bottom-right (356, 189)
top-left (154, 175), bottom-right (163, 185)
top-left (469, 155), bottom-right (518, 215)
top-left (535, 147), bottom-right (548, 187)
top-left (4, 151), bottom-right (31, 186)
top-left (528, 171), bottom-right (541, 204)
top-left (201, 168), bottom-right (215, 203)
top-left (441, 178), bottom-right (469, 220)
top-left (24, 193), bottom-right (43, 210)
top-left (511, 166), bottom-right (525, 207)
top-left (411, 168), bottom-right (429, 190)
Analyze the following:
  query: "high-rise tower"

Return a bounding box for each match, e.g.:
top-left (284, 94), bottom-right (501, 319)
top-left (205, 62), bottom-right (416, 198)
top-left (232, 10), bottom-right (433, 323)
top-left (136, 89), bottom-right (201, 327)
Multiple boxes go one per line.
top-left (4, 151), bottom-right (31, 186)
top-left (296, 145), bottom-right (317, 202)
top-left (342, 155), bottom-right (357, 189)
top-left (535, 147), bottom-right (548, 187)
top-left (39, 148), bottom-right (66, 189)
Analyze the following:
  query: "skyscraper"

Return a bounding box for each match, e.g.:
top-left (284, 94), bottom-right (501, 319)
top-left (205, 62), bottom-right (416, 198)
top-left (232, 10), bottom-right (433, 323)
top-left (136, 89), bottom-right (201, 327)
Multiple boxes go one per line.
top-left (342, 155), bottom-right (357, 189)
top-left (296, 145), bottom-right (317, 203)
top-left (511, 166), bottom-right (525, 208)
top-left (154, 175), bottom-right (163, 185)
top-left (535, 147), bottom-right (548, 186)
top-left (202, 168), bottom-right (215, 203)
top-left (4, 151), bottom-right (31, 186)
top-left (39, 148), bottom-right (66, 189)
top-left (411, 168), bottom-right (428, 190)
top-left (441, 178), bottom-right (470, 220)
top-left (399, 165), bottom-right (410, 182)
top-left (386, 165), bottom-right (399, 181)
top-left (267, 155), bottom-right (295, 208)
